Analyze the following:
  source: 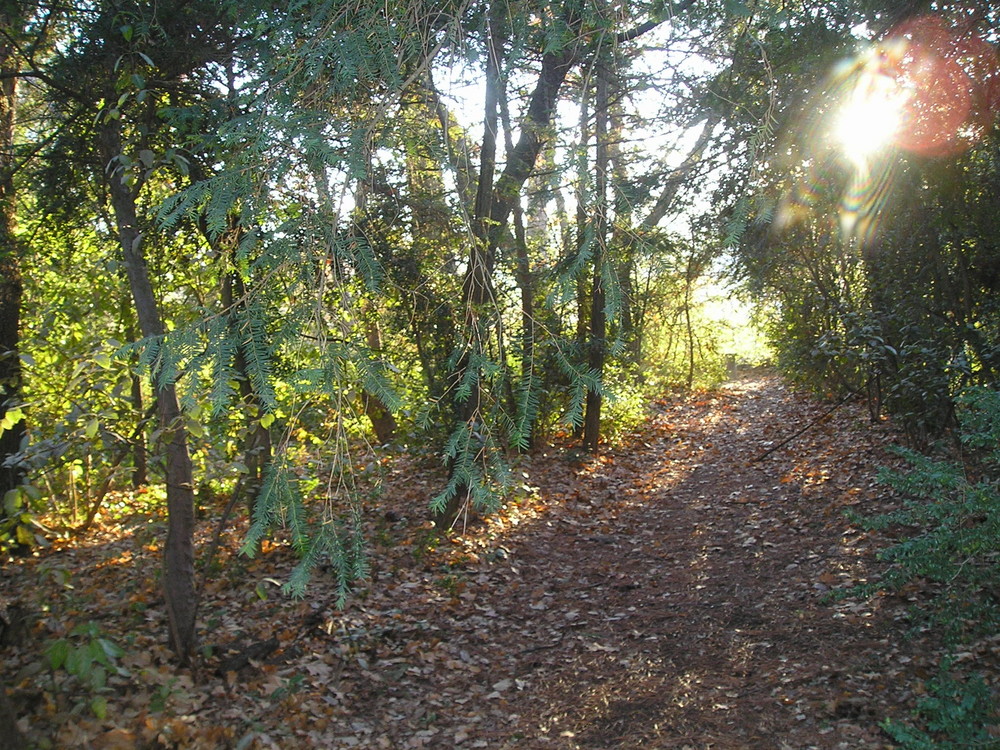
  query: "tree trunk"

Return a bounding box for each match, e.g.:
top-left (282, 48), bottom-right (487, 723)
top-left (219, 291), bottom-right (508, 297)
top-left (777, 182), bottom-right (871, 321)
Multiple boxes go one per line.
top-left (129, 372), bottom-right (148, 487)
top-left (436, 5), bottom-right (580, 529)
top-left (0, 6), bottom-right (24, 505)
top-left (436, 3), bottom-right (504, 528)
top-left (361, 315), bottom-right (397, 444)
top-left (120, 304), bottom-right (148, 487)
top-left (583, 61), bottom-right (610, 453)
top-left (498, 54), bottom-right (535, 452)
top-left (99, 118), bottom-right (198, 664)
top-left (684, 253), bottom-right (699, 390)
top-left (220, 267), bottom-right (273, 515)
top-left (351, 142), bottom-right (397, 446)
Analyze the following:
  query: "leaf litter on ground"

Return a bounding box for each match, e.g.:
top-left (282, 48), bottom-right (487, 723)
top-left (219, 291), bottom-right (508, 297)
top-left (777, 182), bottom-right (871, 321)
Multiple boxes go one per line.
top-left (2, 371), bottom-right (990, 748)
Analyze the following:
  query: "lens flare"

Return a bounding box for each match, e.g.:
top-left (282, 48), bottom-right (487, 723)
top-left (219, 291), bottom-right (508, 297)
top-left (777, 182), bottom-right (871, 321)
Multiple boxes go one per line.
top-left (774, 15), bottom-right (1000, 247)
top-left (837, 15), bottom-right (1000, 159)
top-left (833, 63), bottom-right (908, 165)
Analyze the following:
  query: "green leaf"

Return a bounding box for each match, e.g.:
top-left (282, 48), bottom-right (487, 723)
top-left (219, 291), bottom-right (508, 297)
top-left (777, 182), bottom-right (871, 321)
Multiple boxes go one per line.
top-left (85, 418), bottom-right (99, 440)
top-left (90, 695), bottom-right (108, 720)
top-left (93, 353), bottom-right (112, 368)
top-left (15, 525), bottom-right (33, 547)
top-left (2, 489), bottom-right (21, 515)
top-left (96, 637), bottom-right (124, 661)
top-left (91, 664), bottom-right (107, 691)
top-left (259, 412), bottom-right (275, 429)
top-left (120, 24), bottom-right (133, 42)
top-left (186, 418), bottom-right (205, 439)
top-left (46, 639), bottom-right (70, 670)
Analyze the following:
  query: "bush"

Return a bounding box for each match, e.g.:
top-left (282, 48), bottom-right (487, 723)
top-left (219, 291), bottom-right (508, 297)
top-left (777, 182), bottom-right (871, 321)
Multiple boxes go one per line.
top-left (854, 386), bottom-right (1000, 746)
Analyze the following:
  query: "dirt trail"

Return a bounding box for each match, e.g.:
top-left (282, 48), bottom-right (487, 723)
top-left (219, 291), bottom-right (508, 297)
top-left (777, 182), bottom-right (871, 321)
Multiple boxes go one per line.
top-left (4, 373), bottom-right (920, 749)
top-left (331, 372), bottom-right (909, 749)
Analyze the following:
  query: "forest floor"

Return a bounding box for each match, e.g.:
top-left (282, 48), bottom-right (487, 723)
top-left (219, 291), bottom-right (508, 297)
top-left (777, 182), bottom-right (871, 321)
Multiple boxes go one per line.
top-left (2, 371), bottom-right (993, 749)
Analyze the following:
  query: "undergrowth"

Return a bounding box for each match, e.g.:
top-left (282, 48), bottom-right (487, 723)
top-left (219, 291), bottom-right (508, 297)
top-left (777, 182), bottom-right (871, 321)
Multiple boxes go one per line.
top-left (853, 386), bottom-right (1000, 748)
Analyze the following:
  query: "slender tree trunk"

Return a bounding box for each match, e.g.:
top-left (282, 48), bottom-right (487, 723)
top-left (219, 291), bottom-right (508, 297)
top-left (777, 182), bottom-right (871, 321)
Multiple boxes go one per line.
top-left (361, 324), bottom-right (397, 444)
top-left (0, 7), bottom-right (24, 506)
top-left (129, 373), bottom-right (148, 486)
top-left (621, 114), bottom-right (718, 366)
top-left (352, 146), bottom-right (397, 445)
top-left (499, 72), bottom-right (535, 452)
top-left (684, 254), bottom-right (698, 390)
top-left (119, 302), bottom-right (148, 487)
top-left (220, 267), bottom-right (273, 514)
top-left (99, 118), bottom-right (198, 664)
top-left (583, 61), bottom-right (610, 453)
top-left (436, 4), bottom-right (579, 529)
top-left (572, 87), bottom-right (591, 440)
top-left (437, 3), bottom-right (504, 528)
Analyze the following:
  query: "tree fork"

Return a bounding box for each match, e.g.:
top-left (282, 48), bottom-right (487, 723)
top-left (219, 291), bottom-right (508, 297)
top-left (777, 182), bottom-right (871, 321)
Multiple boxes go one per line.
top-left (437, 3), bottom-right (581, 528)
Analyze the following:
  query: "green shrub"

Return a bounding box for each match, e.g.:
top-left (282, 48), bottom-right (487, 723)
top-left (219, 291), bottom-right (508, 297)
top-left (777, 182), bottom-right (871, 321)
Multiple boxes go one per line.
top-left (881, 667), bottom-right (999, 750)
top-left (854, 386), bottom-right (1000, 746)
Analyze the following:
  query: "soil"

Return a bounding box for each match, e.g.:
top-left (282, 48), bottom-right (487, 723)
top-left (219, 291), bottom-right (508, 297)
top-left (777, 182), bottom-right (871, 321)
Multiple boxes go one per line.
top-left (1, 372), bottom-right (984, 748)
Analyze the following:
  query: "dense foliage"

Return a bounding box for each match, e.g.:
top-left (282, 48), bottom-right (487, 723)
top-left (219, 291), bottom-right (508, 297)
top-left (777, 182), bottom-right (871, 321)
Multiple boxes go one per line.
top-left (1, 0), bottom-right (771, 652)
top-left (0, 4), bottom-right (997, 742)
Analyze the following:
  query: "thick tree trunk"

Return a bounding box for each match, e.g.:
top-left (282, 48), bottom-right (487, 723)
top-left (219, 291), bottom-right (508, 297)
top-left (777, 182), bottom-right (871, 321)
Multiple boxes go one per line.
top-left (583, 62), bottom-right (610, 453)
top-left (99, 119), bottom-right (198, 664)
top-left (0, 8), bottom-right (24, 505)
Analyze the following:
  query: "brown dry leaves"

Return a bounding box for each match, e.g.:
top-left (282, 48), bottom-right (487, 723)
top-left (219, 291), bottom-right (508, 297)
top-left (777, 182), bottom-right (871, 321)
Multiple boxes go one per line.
top-left (0, 373), bottom-right (961, 748)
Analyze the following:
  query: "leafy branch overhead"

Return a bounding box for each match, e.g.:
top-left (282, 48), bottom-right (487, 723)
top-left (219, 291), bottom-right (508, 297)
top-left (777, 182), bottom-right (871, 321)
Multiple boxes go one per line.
top-left (0, 0), bottom-right (999, 747)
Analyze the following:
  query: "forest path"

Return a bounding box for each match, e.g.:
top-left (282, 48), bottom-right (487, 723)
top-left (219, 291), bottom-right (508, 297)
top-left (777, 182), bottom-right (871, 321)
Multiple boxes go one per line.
top-left (337, 371), bottom-right (912, 749)
top-left (5, 372), bottom-right (925, 749)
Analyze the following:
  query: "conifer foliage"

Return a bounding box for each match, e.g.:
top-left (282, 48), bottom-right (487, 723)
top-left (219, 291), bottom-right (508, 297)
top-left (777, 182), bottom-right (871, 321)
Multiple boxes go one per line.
top-left (5, 1), bottom-right (996, 682)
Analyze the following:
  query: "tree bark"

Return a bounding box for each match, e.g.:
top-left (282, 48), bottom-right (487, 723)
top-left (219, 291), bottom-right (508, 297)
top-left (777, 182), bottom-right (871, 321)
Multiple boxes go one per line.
top-left (436, 3), bottom-right (505, 528)
top-left (98, 118), bottom-right (198, 664)
top-left (361, 315), bottom-right (397, 444)
top-left (436, 3), bottom-right (581, 528)
top-left (583, 61), bottom-right (610, 453)
top-left (0, 5), bottom-right (24, 505)
top-left (351, 141), bottom-right (398, 445)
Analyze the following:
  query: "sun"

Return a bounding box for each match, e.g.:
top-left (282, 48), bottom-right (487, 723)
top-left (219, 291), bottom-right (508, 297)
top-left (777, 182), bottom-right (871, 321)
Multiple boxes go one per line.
top-left (832, 68), bottom-right (908, 163)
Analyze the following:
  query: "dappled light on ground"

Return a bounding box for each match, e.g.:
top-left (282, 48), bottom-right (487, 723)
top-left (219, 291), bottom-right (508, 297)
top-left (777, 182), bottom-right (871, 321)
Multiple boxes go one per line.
top-left (4, 372), bottom-right (985, 748)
